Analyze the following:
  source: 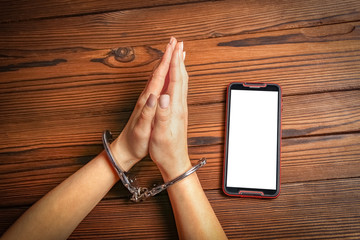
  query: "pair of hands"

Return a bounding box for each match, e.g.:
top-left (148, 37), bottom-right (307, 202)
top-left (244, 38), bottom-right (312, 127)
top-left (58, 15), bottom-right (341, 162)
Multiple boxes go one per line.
top-left (111, 37), bottom-right (190, 181)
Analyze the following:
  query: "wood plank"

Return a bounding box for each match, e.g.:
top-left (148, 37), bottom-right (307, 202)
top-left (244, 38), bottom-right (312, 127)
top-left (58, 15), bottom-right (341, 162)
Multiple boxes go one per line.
top-left (1, 178), bottom-right (359, 239)
top-left (0, 0), bottom-right (204, 23)
top-left (1, 21), bottom-right (359, 98)
top-left (0, 88), bottom-right (359, 154)
top-left (211, 178), bottom-right (360, 239)
top-left (1, 132), bottom-right (359, 207)
top-left (0, 0), bottom-right (359, 50)
top-left (281, 90), bottom-right (360, 137)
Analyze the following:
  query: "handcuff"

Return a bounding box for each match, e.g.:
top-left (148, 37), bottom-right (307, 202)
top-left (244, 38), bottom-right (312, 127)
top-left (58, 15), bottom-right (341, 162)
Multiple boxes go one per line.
top-left (102, 130), bottom-right (207, 202)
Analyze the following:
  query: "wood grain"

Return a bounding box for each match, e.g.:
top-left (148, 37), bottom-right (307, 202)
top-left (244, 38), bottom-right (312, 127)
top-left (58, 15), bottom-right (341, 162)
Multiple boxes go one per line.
top-left (0, 0), bottom-right (205, 23)
top-left (2, 20), bottom-right (360, 207)
top-left (1, 178), bottom-right (359, 239)
top-left (0, 0), bottom-right (359, 50)
top-left (1, 0), bottom-right (360, 238)
top-left (1, 87), bottom-right (359, 155)
top-left (1, 132), bottom-right (359, 207)
top-left (1, 22), bottom-right (359, 98)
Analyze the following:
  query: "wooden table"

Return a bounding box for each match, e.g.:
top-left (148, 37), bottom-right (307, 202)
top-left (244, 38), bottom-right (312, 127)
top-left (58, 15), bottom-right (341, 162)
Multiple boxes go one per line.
top-left (1, 0), bottom-right (359, 239)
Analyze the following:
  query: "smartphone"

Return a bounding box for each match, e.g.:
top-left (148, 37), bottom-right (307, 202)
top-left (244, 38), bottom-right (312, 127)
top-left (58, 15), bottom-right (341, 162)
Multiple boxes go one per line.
top-left (223, 82), bottom-right (281, 198)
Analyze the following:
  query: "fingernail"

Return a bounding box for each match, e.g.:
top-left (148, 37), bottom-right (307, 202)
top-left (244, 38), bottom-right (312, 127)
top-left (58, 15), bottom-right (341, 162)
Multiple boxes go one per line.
top-left (170, 36), bottom-right (176, 45)
top-left (146, 93), bottom-right (156, 108)
top-left (159, 94), bottom-right (170, 109)
top-left (183, 51), bottom-right (186, 61)
top-left (179, 41), bottom-right (184, 52)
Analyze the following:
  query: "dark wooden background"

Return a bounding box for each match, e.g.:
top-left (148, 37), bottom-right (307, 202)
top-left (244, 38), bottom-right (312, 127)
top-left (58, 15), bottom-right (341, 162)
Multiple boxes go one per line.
top-left (0, 0), bottom-right (359, 239)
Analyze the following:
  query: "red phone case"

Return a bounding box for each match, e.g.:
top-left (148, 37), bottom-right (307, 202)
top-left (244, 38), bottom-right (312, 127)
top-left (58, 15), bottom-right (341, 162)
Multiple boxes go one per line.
top-left (222, 82), bottom-right (282, 198)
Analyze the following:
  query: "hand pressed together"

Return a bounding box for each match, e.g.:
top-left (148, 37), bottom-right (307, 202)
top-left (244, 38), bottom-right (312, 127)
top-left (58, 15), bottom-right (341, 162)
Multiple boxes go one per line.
top-left (149, 41), bottom-right (191, 181)
top-left (111, 37), bottom-right (191, 179)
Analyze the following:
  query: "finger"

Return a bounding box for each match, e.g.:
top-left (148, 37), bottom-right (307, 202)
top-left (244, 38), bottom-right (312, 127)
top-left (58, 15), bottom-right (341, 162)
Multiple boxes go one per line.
top-left (167, 42), bottom-right (183, 104)
top-left (161, 71), bottom-right (170, 94)
top-left (133, 37), bottom-right (176, 120)
top-left (179, 49), bottom-right (189, 126)
top-left (144, 37), bottom-right (177, 96)
top-left (134, 93), bottom-right (157, 135)
top-left (180, 50), bottom-right (188, 106)
top-left (154, 94), bottom-right (171, 127)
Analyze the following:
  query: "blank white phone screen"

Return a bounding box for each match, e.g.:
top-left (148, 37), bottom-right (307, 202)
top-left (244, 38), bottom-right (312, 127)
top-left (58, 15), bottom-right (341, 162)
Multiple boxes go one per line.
top-left (226, 89), bottom-right (278, 190)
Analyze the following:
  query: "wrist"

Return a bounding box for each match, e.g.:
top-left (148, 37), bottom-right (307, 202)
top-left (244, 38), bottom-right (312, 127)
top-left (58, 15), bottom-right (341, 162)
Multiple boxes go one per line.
top-left (110, 138), bottom-right (138, 172)
top-left (158, 156), bottom-right (192, 182)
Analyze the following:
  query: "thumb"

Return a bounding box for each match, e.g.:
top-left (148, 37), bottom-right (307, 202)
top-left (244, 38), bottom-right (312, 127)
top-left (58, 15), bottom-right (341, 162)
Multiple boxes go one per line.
top-left (155, 94), bottom-right (171, 126)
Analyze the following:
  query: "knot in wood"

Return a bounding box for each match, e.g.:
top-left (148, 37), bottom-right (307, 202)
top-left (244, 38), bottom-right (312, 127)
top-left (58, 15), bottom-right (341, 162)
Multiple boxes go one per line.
top-left (113, 47), bottom-right (135, 63)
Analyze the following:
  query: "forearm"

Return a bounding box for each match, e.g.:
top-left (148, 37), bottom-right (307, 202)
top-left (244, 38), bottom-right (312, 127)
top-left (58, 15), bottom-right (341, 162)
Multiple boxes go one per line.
top-left (167, 172), bottom-right (227, 240)
top-left (2, 150), bottom-right (123, 240)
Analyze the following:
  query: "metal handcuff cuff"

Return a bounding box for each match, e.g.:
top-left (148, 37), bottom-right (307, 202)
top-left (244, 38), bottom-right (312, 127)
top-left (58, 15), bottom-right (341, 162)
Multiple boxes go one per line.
top-left (102, 130), bottom-right (207, 202)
